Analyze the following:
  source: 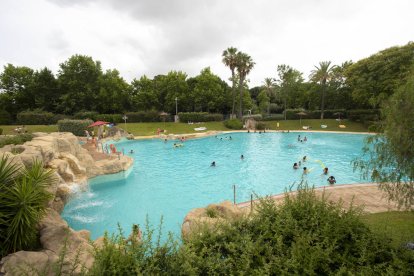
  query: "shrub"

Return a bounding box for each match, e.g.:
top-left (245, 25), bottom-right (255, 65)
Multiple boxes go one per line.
top-left (0, 110), bottom-right (12, 125)
top-left (125, 110), bottom-right (164, 122)
top-left (57, 119), bottom-right (93, 136)
top-left (347, 109), bottom-right (380, 122)
top-left (179, 112), bottom-right (223, 122)
top-left (269, 103), bottom-right (284, 114)
top-left (262, 114), bottom-right (284, 121)
top-left (0, 134), bottom-right (33, 148)
top-left (284, 109), bottom-right (348, 120)
top-left (73, 111), bottom-right (99, 120)
top-left (16, 110), bottom-right (54, 125)
top-left (223, 119), bottom-right (243, 130)
top-left (0, 156), bottom-right (55, 257)
top-left (0, 129), bottom-right (2, 135)
top-left (49, 114), bottom-right (72, 124)
top-left (255, 122), bottom-right (267, 130)
top-left (95, 114), bottom-right (123, 123)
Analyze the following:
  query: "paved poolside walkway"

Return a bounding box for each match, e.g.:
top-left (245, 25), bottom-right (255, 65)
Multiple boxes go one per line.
top-left (237, 183), bottom-right (401, 213)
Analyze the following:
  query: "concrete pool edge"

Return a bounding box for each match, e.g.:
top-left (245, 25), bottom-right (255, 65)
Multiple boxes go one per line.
top-left (237, 183), bottom-right (401, 213)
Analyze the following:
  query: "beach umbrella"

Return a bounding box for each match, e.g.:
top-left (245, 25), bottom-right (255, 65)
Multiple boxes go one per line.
top-left (88, 121), bottom-right (110, 128)
top-left (296, 111), bottom-right (307, 126)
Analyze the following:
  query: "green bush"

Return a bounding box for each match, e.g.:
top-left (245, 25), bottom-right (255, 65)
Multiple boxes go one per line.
top-left (262, 114), bottom-right (285, 121)
top-left (0, 134), bottom-right (33, 148)
top-left (347, 109), bottom-right (380, 122)
top-left (0, 156), bottom-right (55, 257)
top-left (0, 129), bottom-right (2, 135)
top-left (73, 111), bottom-right (99, 120)
top-left (95, 114), bottom-right (123, 123)
top-left (57, 119), bottom-right (93, 136)
top-left (0, 110), bottom-right (12, 125)
top-left (255, 122), bottom-right (267, 130)
top-left (49, 114), bottom-right (72, 124)
top-left (284, 109), bottom-right (347, 120)
top-left (126, 110), bottom-right (164, 122)
top-left (223, 119), bottom-right (243, 130)
top-left (179, 112), bottom-right (223, 122)
top-left (16, 110), bottom-right (54, 125)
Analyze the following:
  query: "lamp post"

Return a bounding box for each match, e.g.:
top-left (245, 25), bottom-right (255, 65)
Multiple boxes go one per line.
top-left (175, 97), bottom-right (179, 123)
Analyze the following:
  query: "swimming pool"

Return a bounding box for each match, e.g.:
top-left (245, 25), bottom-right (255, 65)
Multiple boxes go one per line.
top-left (62, 132), bottom-right (369, 240)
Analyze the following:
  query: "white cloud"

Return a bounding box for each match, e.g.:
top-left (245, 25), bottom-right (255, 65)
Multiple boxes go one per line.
top-left (1, 0), bottom-right (413, 86)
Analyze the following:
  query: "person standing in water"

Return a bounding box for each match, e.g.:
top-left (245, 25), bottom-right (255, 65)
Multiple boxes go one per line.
top-left (211, 161), bottom-right (216, 167)
top-left (241, 154), bottom-right (244, 160)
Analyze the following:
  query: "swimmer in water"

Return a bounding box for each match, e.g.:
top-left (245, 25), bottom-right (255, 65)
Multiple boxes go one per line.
top-left (304, 136), bottom-right (307, 142)
top-left (241, 154), bottom-right (244, 160)
top-left (130, 149), bottom-right (134, 154)
top-left (327, 176), bottom-right (336, 184)
top-left (297, 135), bottom-right (301, 141)
top-left (293, 162), bottom-right (299, 169)
top-left (298, 161), bottom-right (302, 166)
top-left (211, 161), bottom-right (216, 167)
top-left (303, 167), bottom-right (308, 174)
top-left (323, 167), bottom-right (329, 175)
top-left (302, 156), bottom-right (307, 162)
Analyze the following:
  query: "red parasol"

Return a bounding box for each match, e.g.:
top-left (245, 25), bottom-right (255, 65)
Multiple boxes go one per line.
top-left (88, 121), bottom-right (109, 127)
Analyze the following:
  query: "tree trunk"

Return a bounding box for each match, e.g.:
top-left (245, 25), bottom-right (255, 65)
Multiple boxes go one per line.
top-left (321, 81), bottom-right (326, 120)
top-left (231, 71), bottom-right (236, 118)
top-left (238, 77), bottom-right (244, 119)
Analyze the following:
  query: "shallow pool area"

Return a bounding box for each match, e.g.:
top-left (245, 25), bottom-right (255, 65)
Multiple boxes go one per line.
top-left (62, 132), bottom-right (369, 240)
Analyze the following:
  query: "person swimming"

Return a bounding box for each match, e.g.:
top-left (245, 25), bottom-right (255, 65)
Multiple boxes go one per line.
top-left (323, 167), bottom-right (329, 175)
top-left (211, 161), bottom-right (216, 167)
top-left (293, 162), bottom-right (299, 169)
top-left (297, 135), bottom-right (301, 141)
top-left (303, 167), bottom-right (308, 174)
top-left (303, 156), bottom-right (307, 162)
top-left (327, 176), bottom-right (336, 184)
top-left (298, 161), bottom-right (302, 166)
top-left (304, 136), bottom-right (308, 142)
top-left (130, 149), bottom-right (134, 154)
top-left (241, 154), bottom-right (244, 160)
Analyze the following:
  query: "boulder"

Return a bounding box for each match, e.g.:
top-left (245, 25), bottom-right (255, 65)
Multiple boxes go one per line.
top-left (182, 201), bottom-right (244, 239)
top-left (0, 250), bottom-right (58, 276)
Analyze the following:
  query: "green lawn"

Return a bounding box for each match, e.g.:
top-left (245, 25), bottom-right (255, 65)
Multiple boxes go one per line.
top-left (0, 125), bottom-right (58, 135)
top-left (362, 211), bottom-right (414, 248)
top-left (0, 119), bottom-right (369, 137)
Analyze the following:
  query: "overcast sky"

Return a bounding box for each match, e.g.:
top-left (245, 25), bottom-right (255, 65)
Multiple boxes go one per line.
top-left (0, 0), bottom-right (413, 87)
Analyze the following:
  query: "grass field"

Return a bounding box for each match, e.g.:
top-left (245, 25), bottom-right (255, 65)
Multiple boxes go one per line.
top-left (0, 119), bottom-right (369, 136)
top-left (362, 211), bottom-right (414, 248)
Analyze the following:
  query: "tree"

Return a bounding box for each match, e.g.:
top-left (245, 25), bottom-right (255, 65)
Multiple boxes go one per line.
top-left (57, 55), bottom-right (103, 114)
top-left (192, 67), bottom-right (226, 113)
top-left (263, 78), bottom-right (275, 115)
top-left (276, 65), bottom-right (304, 119)
top-left (235, 52), bottom-right (255, 119)
top-left (32, 67), bottom-right (59, 113)
top-left (0, 64), bottom-right (35, 115)
top-left (130, 75), bottom-right (159, 111)
top-left (257, 90), bottom-right (270, 114)
top-left (310, 61), bottom-right (335, 119)
top-left (345, 42), bottom-right (414, 108)
top-left (96, 69), bottom-right (130, 114)
top-left (222, 47), bottom-right (238, 118)
top-left (353, 68), bottom-right (414, 208)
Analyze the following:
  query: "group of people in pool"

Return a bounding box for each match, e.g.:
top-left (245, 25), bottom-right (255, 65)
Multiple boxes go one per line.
top-left (215, 135), bottom-right (232, 140)
top-left (293, 156), bottom-right (336, 184)
top-left (297, 134), bottom-right (308, 143)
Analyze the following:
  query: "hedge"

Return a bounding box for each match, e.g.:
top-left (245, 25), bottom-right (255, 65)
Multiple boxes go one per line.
top-left (284, 109), bottom-right (347, 120)
top-left (125, 111), bottom-right (163, 122)
top-left (16, 110), bottom-right (54, 125)
top-left (262, 114), bottom-right (285, 121)
top-left (179, 112), bottom-right (223, 122)
top-left (347, 109), bottom-right (380, 122)
top-left (57, 119), bottom-right (93, 136)
top-left (223, 119), bottom-right (243, 130)
top-left (0, 110), bottom-right (12, 125)
top-left (74, 111), bottom-right (99, 120)
top-left (95, 114), bottom-right (123, 123)
top-left (242, 114), bottom-right (262, 121)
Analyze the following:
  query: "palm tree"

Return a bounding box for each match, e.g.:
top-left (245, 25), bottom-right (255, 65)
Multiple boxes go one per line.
top-left (310, 61), bottom-right (335, 119)
top-left (0, 156), bottom-right (55, 256)
top-left (263, 77), bottom-right (275, 115)
top-left (235, 52), bottom-right (255, 119)
top-left (222, 47), bottom-right (238, 118)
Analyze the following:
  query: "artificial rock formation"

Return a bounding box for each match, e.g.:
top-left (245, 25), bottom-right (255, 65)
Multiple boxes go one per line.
top-left (181, 201), bottom-right (245, 239)
top-left (0, 132), bottom-right (133, 275)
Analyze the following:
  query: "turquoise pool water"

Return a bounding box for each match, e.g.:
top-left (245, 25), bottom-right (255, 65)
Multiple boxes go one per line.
top-left (62, 132), bottom-right (369, 240)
